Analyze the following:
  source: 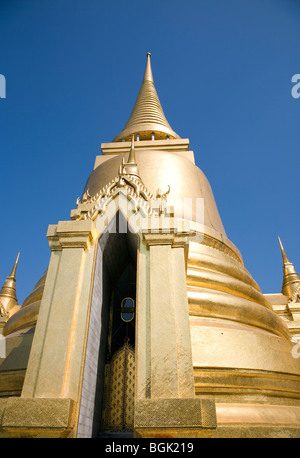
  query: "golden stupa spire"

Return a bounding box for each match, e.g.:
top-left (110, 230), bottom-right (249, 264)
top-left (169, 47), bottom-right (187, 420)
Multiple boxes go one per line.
top-left (113, 53), bottom-right (180, 142)
top-left (0, 252), bottom-right (20, 316)
top-left (278, 236), bottom-right (300, 297)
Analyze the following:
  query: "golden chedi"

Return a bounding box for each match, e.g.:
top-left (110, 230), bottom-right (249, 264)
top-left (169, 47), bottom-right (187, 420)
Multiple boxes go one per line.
top-left (0, 253), bottom-right (20, 319)
top-left (0, 53), bottom-right (299, 438)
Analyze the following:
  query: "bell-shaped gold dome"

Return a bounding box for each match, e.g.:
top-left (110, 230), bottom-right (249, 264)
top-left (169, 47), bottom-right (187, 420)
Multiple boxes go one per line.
top-left (3, 270), bottom-right (47, 336)
top-left (83, 148), bottom-right (228, 241)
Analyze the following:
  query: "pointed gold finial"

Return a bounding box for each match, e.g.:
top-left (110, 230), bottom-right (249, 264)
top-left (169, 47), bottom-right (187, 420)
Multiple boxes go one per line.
top-left (143, 52), bottom-right (153, 82)
top-left (278, 236), bottom-right (300, 297)
top-left (0, 252), bottom-right (20, 316)
top-left (8, 251), bottom-right (20, 279)
top-left (113, 53), bottom-right (180, 142)
top-left (278, 236), bottom-right (289, 264)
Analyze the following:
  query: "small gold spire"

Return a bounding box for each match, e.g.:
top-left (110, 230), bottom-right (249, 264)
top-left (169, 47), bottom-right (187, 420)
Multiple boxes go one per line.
top-left (127, 135), bottom-right (136, 164)
top-left (278, 236), bottom-right (300, 297)
top-left (119, 136), bottom-right (139, 177)
top-left (9, 251), bottom-right (20, 279)
top-left (0, 252), bottom-right (20, 316)
top-left (113, 53), bottom-right (180, 142)
top-left (278, 236), bottom-right (289, 264)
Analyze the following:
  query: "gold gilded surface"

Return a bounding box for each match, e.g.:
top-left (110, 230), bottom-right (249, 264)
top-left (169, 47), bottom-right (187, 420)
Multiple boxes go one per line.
top-left (100, 138), bottom-right (190, 156)
top-left (187, 266), bottom-right (270, 307)
top-left (188, 289), bottom-right (291, 339)
top-left (134, 398), bottom-right (217, 438)
top-left (82, 149), bottom-right (228, 239)
top-left (3, 271), bottom-right (47, 336)
top-left (194, 366), bottom-right (300, 402)
top-left (0, 369), bottom-right (26, 397)
top-left (21, 271), bottom-right (47, 308)
top-left (187, 241), bottom-right (291, 339)
top-left (1, 53), bottom-right (300, 439)
top-left (113, 53), bottom-right (179, 142)
top-left (0, 397), bottom-right (75, 438)
top-left (212, 403), bottom-right (300, 438)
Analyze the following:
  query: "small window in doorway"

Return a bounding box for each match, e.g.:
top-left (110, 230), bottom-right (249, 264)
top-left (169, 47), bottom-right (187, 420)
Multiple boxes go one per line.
top-left (121, 297), bottom-right (135, 322)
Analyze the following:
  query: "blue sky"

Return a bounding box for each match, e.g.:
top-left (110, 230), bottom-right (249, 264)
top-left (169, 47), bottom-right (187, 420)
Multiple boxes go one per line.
top-left (0, 0), bottom-right (299, 303)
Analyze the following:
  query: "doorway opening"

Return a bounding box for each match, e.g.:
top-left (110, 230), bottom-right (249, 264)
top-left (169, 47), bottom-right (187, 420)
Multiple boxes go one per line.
top-left (92, 215), bottom-right (137, 437)
top-left (101, 260), bottom-right (136, 433)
